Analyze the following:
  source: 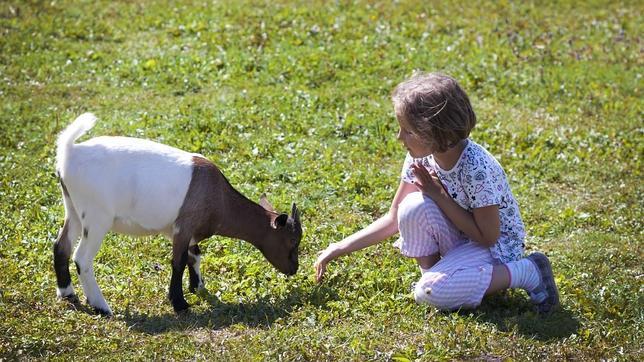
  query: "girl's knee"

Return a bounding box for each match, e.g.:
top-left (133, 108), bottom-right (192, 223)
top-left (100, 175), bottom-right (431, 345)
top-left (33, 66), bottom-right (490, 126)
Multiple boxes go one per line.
top-left (413, 282), bottom-right (434, 305)
top-left (413, 281), bottom-right (450, 309)
top-left (413, 273), bottom-right (442, 306)
top-left (396, 193), bottom-right (440, 257)
top-left (398, 192), bottom-right (440, 229)
top-left (413, 275), bottom-right (477, 311)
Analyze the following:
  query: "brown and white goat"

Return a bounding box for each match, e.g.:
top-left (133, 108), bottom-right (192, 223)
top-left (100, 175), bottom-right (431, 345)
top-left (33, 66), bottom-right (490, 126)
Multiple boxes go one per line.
top-left (54, 113), bottom-right (302, 315)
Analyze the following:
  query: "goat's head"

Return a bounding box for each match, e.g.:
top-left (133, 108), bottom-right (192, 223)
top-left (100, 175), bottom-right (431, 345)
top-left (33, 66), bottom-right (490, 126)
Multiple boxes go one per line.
top-left (258, 196), bottom-right (302, 276)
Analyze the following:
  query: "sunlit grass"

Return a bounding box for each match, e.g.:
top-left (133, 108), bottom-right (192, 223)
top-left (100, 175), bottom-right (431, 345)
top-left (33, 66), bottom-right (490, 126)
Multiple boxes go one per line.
top-left (1, 0), bottom-right (641, 360)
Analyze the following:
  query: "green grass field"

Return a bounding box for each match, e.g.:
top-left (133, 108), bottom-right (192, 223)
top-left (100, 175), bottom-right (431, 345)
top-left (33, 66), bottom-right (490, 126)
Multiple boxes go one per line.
top-left (1, 0), bottom-right (642, 360)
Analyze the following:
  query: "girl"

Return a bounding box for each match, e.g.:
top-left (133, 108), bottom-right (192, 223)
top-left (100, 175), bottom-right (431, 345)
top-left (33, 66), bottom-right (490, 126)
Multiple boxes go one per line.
top-left (314, 72), bottom-right (559, 314)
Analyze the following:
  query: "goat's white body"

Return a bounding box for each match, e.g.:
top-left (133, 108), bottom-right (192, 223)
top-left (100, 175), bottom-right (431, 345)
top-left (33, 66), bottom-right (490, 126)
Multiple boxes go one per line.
top-left (60, 136), bottom-right (196, 237)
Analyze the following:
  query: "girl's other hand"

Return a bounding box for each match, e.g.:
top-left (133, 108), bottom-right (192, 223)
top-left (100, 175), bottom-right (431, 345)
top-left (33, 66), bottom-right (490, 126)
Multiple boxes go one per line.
top-left (314, 243), bottom-right (337, 283)
top-left (411, 163), bottom-right (445, 199)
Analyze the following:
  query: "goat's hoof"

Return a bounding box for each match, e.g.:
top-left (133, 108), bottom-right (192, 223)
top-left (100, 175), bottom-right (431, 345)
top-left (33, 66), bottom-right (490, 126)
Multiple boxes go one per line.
top-left (60, 293), bottom-right (80, 305)
top-left (92, 306), bottom-right (113, 317)
top-left (172, 299), bottom-right (190, 314)
top-left (195, 287), bottom-right (208, 298)
top-left (189, 284), bottom-right (206, 294)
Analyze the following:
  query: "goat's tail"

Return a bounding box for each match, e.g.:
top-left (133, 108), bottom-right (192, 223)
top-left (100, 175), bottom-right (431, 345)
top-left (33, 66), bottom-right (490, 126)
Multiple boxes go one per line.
top-left (56, 113), bottom-right (97, 171)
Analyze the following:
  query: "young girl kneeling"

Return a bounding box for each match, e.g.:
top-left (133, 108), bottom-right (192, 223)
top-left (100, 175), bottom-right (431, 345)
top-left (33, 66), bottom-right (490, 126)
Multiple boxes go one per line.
top-left (314, 72), bottom-right (559, 314)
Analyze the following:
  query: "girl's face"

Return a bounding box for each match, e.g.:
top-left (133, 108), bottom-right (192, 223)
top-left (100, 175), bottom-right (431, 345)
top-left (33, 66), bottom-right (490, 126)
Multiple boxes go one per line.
top-left (397, 117), bottom-right (434, 158)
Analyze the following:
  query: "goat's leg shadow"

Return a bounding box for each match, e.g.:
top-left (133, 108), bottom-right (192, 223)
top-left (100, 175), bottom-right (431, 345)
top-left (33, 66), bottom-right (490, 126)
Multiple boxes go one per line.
top-left (59, 294), bottom-right (100, 315)
top-left (121, 282), bottom-right (341, 334)
top-left (190, 285), bottom-right (220, 306)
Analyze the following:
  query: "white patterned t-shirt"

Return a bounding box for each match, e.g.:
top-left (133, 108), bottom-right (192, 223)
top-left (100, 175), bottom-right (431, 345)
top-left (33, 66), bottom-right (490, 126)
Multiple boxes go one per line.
top-left (401, 139), bottom-right (525, 263)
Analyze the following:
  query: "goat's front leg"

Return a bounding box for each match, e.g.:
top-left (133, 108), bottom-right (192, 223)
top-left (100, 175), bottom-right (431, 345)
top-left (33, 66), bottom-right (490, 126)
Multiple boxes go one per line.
top-left (188, 243), bottom-right (205, 293)
top-left (72, 214), bottom-right (112, 315)
top-left (169, 235), bottom-right (191, 313)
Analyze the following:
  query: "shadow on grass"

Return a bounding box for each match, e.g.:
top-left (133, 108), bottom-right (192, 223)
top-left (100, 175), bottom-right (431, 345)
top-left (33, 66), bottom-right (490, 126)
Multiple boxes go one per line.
top-left (120, 284), bottom-right (339, 335)
top-left (459, 291), bottom-right (580, 341)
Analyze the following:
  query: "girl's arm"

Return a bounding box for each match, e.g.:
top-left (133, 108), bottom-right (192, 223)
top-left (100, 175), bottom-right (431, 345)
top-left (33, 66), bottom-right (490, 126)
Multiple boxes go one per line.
top-left (433, 195), bottom-right (500, 246)
top-left (411, 163), bottom-right (500, 246)
top-left (314, 180), bottom-right (416, 283)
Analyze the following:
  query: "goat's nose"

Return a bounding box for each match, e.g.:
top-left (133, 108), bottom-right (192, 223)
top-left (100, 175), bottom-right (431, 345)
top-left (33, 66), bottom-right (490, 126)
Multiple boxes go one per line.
top-left (288, 264), bottom-right (298, 276)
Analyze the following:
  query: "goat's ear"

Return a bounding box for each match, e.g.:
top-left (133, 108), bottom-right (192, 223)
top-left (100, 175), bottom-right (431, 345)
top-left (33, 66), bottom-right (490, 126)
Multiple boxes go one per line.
top-left (259, 193), bottom-right (275, 212)
top-left (291, 203), bottom-right (300, 224)
top-left (273, 214), bottom-right (289, 229)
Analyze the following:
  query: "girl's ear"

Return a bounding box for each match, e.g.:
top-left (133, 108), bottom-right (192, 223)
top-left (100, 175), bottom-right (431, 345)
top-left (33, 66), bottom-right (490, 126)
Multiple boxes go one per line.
top-left (259, 193), bottom-right (275, 212)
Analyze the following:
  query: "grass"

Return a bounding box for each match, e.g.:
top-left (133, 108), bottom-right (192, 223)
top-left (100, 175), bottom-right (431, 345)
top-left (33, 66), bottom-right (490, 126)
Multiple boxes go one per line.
top-left (0, 0), bottom-right (642, 360)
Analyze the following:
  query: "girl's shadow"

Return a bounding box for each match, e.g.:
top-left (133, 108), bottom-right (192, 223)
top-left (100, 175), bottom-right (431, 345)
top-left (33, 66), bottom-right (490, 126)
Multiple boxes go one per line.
top-left (120, 285), bottom-right (338, 335)
top-left (458, 291), bottom-right (580, 341)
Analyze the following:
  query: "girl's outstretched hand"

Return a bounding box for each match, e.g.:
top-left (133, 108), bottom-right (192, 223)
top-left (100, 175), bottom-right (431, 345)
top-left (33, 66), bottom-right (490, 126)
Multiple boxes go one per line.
top-left (314, 244), bottom-right (337, 283)
top-left (411, 163), bottom-right (445, 199)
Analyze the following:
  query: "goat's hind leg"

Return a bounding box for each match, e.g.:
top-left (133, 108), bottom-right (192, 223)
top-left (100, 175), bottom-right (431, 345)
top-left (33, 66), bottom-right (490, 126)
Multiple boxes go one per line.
top-left (53, 186), bottom-right (81, 302)
top-left (188, 243), bottom-right (205, 293)
top-left (72, 213), bottom-right (112, 316)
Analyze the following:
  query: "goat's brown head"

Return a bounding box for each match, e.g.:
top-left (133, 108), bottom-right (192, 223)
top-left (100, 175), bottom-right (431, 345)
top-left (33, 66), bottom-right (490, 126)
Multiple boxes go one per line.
top-left (258, 196), bottom-right (302, 276)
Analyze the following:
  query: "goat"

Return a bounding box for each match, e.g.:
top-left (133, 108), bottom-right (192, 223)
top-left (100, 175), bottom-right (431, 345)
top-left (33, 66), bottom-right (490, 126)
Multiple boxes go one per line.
top-left (53, 113), bottom-right (302, 315)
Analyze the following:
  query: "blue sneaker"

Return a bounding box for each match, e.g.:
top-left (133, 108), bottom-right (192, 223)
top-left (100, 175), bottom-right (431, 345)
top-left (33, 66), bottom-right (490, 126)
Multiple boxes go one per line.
top-left (526, 253), bottom-right (560, 314)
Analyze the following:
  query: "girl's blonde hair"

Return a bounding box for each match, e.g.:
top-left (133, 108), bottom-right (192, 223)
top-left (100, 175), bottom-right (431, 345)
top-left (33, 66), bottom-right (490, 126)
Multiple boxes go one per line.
top-left (392, 72), bottom-right (476, 153)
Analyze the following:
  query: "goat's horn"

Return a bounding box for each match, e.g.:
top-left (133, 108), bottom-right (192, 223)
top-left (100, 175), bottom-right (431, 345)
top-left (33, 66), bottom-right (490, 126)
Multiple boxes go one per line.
top-left (291, 203), bottom-right (300, 221)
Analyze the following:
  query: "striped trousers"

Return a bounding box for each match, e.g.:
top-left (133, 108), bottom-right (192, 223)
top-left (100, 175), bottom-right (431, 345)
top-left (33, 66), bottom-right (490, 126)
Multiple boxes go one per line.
top-left (395, 192), bottom-right (498, 310)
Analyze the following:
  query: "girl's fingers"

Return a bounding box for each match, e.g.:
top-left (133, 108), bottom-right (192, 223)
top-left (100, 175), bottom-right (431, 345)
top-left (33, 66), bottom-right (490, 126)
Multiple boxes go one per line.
top-left (314, 258), bottom-right (326, 280)
top-left (413, 172), bottom-right (430, 188)
top-left (411, 164), bottom-right (426, 179)
top-left (411, 164), bottom-right (444, 196)
top-left (315, 264), bottom-right (325, 283)
top-left (415, 165), bottom-right (439, 184)
top-left (416, 164), bottom-right (430, 177)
